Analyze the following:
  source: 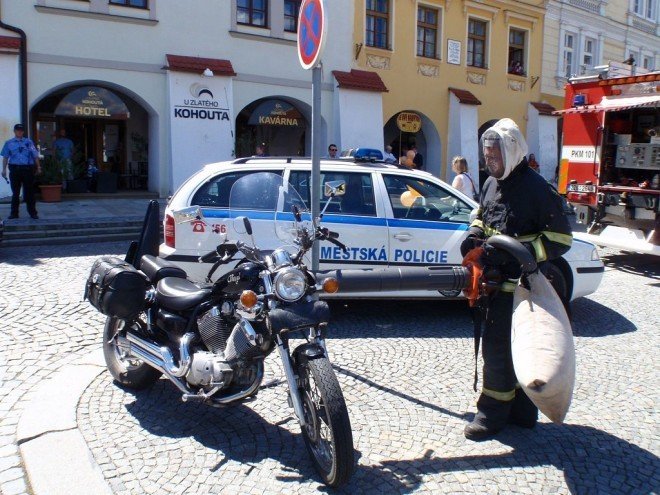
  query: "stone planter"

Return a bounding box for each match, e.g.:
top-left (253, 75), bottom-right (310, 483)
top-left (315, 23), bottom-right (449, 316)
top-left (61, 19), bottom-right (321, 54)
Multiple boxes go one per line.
top-left (66, 179), bottom-right (88, 194)
top-left (40, 184), bottom-right (63, 202)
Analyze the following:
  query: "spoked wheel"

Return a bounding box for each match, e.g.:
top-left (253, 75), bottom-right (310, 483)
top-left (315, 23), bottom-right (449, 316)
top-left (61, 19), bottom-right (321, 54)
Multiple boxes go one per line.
top-left (297, 357), bottom-right (354, 487)
top-left (103, 316), bottom-right (161, 389)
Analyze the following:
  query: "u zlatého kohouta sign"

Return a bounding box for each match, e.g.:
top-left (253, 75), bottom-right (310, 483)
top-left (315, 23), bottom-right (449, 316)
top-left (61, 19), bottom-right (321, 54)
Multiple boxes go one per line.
top-left (55, 86), bottom-right (130, 119)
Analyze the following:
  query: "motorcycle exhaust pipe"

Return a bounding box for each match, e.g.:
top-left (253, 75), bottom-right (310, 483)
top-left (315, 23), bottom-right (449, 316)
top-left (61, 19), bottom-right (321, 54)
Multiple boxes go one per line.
top-left (316, 265), bottom-right (471, 294)
top-left (126, 332), bottom-right (195, 379)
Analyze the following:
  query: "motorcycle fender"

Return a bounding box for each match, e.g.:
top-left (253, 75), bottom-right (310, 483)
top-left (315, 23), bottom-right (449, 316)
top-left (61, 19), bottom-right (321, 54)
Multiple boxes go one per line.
top-left (293, 343), bottom-right (326, 367)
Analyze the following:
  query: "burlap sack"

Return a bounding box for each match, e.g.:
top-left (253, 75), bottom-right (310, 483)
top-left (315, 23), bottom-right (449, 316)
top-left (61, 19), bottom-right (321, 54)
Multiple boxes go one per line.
top-left (512, 271), bottom-right (575, 424)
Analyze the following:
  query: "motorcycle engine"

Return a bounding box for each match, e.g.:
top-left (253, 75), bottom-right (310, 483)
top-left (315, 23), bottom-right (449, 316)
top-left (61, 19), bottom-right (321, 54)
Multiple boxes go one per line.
top-left (197, 305), bottom-right (233, 354)
top-left (186, 352), bottom-right (233, 388)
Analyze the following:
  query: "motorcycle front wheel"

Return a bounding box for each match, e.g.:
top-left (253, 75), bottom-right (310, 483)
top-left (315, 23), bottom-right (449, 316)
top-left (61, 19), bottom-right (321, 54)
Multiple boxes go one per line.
top-left (296, 357), bottom-right (354, 487)
top-left (103, 316), bottom-right (162, 389)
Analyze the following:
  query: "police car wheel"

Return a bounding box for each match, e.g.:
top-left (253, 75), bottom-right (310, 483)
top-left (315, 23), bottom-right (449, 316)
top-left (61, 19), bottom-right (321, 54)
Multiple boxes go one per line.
top-left (103, 316), bottom-right (162, 390)
top-left (542, 262), bottom-right (571, 316)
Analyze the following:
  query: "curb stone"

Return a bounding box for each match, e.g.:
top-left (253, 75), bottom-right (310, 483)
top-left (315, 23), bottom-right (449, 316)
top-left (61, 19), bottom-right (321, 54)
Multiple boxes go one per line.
top-left (17, 350), bottom-right (113, 495)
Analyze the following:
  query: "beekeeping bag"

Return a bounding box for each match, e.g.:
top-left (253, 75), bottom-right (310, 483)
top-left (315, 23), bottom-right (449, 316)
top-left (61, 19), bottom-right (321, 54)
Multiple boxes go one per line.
top-left (512, 271), bottom-right (575, 424)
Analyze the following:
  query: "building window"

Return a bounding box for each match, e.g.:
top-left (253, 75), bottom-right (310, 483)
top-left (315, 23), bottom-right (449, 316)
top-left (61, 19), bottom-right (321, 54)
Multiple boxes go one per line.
top-left (508, 28), bottom-right (526, 75)
top-left (582, 37), bottom-right (596, 73)
top-left (642, 55), bottom-right (655, 70)
top-left (109, 0), bottom-right (148, 7)
top-left (633, 0), bottom-right (657, 19)
top-left (237, 0), bottom-right (268, 27)
top-left (366, 0), bottom-right (389, 49)
top-left (417, 6), bottom-right (440, 58)
top-left (563, 32), bottom-right (575, 78)
top-left (467, 18), bottom-right (487, 68)
top-left (284, 0), bottom-right (301, 32)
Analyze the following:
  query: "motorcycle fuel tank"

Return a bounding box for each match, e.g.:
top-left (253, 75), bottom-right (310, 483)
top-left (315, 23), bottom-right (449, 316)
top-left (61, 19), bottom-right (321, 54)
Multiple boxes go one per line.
top-left (215, 262), bottom-right (262, 295)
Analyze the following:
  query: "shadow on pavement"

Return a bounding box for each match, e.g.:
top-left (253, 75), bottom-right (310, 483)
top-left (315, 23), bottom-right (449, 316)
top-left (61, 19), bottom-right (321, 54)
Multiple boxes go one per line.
top-left (601, 251), bottom-right (660, 279)
top-left (0, 240), bottom-right (128, 265)
top-left (328, 299), bottom-right (473, 340)
top-left (124, 380), bottom-right (326, 486)
top-left (345, 423), bottom-right (659, 494)
top-left (570, 298), bottom-right (637, 337)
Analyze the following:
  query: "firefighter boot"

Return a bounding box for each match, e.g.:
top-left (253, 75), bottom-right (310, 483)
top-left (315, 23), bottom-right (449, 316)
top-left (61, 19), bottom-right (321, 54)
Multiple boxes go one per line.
top-left (464, 394), bottom-right (512, 441)
top-left (508, 388), bottom-right (538, 428)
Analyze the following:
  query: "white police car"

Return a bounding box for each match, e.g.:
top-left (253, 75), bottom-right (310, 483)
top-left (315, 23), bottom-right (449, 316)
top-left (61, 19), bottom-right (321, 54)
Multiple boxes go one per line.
top-left (161, 157), bottom-right (604, 300)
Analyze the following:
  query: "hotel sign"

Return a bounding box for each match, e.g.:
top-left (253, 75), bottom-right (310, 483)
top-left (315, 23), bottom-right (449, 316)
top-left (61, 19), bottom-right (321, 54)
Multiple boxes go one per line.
top-left (55, 86), bottom-right (130, 119)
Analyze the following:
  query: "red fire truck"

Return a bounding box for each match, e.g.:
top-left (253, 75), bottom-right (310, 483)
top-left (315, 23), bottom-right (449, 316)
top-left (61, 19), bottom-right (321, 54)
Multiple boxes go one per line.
top-left (555, 70), bottom-right (660, 255)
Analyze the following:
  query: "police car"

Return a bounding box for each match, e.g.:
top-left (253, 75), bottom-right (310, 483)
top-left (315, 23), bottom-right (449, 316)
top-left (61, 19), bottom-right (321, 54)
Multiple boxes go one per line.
top-left (161, 156), bottom-right (604, 300)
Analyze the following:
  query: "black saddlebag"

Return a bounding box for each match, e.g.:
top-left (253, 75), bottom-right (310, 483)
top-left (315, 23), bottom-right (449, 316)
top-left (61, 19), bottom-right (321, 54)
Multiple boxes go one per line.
top-left (85, 256), bottom-right (148, 319)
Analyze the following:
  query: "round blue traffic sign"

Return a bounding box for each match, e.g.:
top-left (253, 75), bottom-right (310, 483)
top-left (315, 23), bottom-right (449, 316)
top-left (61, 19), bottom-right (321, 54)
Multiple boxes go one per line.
top-left (297, 0), bottom-right (327, 70)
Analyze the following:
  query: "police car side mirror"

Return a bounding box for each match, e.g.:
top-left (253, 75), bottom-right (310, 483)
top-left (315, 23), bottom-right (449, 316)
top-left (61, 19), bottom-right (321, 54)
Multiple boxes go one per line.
top-left (173, 206), bottom-right (205, 225)
top-left (324, 180), bottom-right (346, 197)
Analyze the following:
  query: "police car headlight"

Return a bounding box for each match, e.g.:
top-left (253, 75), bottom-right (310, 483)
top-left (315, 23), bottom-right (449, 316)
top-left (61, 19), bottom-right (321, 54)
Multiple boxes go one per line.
top-left (273, 268), bottom-right (307, 302)
top-left (591, 247), bottom-right (600, 261)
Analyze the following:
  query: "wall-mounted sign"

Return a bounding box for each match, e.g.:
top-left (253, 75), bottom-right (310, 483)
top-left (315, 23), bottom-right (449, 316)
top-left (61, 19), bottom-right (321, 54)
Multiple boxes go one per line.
top-left (248, 100), bottom-right (305, 127)
top-left (396, 112), bottom-right (422, 133)
top-left (55, 86), bottom-right (130, 119)
top-left (447, 39), bottom-right (461, 65)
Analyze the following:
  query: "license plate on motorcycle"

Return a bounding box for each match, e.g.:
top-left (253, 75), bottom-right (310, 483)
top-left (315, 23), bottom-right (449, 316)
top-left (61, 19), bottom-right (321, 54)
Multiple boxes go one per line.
top-left (567, 184), bottom-right (596, 193)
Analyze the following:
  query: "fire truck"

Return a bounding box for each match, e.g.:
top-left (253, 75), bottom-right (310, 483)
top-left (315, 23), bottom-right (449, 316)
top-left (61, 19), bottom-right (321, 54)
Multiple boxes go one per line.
top-left (555, 69), bottom-right (660, 255)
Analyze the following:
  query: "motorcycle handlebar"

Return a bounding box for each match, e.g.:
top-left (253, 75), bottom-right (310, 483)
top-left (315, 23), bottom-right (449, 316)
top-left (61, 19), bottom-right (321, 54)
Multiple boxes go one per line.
top-left (198, 250), bottom-right (218, 263)
top-left (315, 266), bottom-right (471, 293)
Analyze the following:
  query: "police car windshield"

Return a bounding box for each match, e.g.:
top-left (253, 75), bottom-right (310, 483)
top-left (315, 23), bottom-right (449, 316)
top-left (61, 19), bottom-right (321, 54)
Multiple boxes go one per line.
top-left (228, 172), bottom-right (310, 246)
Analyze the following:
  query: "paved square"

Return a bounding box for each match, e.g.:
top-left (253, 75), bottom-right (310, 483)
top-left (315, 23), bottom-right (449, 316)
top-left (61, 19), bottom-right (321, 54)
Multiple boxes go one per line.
top-left (0, 242), bottom-right (658, 494)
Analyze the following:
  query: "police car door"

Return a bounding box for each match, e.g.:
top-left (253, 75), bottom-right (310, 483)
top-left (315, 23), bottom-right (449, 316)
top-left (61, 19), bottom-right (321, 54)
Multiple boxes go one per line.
top-left (287, 169), bottom-right (389, 270)
top-left (380, 173), bottom-right (472, 270)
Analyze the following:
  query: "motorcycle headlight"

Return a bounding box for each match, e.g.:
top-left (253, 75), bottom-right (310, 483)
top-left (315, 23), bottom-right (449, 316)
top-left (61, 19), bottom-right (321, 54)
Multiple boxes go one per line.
top-left (273, 268), bottom-right (307, 302)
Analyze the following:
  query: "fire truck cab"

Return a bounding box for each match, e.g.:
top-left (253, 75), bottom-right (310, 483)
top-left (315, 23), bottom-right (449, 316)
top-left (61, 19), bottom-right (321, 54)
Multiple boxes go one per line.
top-left (556, 69), bottom-right (659, 256)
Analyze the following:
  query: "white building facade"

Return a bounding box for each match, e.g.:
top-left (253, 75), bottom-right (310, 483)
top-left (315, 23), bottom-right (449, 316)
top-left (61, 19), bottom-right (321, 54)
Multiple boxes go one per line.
top-left (0, 0), bottom-right (388, 198)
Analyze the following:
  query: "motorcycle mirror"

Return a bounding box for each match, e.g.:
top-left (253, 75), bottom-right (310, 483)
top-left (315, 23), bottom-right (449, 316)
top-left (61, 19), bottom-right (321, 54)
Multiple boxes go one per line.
top-left (242, 216), bottom-right (253, 236)
top-left (173, 206), bottom-right (204, 225)
top-left (324, 180), bottom-right (346, 197)
top-left (292, 204), bottom-right (302, 222)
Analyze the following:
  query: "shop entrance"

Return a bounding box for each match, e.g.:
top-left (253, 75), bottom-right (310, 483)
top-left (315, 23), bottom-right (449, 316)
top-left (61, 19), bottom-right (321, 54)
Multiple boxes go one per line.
top-left (31, 85), bottom-right (149, 193)
top-left (235, 98), bottom-right (309, 157)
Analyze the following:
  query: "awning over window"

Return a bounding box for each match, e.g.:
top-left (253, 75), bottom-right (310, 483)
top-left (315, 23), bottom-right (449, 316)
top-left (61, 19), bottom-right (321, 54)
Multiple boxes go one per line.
top-left (55, 86), bottom-right (130, 119)
top-left (247, 100), bottom-right (305, 127)
top-left (553, 94), bottom-right (660, 115)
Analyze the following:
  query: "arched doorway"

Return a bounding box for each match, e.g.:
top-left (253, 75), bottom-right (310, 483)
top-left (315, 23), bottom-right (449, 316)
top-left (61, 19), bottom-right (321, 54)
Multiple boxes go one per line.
top-left (31, 84), bottom-right (150, 192)
top-left (235, 98), bottom-right (309, 157)
top-left (383, 110), bottom-right (442, 176)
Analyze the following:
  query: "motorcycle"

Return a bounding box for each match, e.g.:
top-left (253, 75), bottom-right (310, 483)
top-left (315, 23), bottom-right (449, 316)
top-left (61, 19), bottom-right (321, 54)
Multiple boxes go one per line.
top-left (86, 172), bottom-right (355, 486)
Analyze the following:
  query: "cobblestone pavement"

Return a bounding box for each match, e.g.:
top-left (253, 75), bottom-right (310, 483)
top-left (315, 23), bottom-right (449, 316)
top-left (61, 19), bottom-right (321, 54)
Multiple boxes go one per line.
top-left (1, 242), bottom-right (658, 494)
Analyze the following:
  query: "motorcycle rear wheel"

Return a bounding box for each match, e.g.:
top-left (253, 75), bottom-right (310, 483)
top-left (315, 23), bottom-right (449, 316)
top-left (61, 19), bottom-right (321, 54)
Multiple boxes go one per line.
top-left (297, 357), bottom-right (354, 487)
top-left (103, 316), bottom-right (162, 389)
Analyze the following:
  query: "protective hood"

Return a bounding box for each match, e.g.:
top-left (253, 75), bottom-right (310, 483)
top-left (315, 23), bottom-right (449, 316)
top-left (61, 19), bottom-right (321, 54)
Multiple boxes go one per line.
top-left (481, 118), bottom-right (528, 181)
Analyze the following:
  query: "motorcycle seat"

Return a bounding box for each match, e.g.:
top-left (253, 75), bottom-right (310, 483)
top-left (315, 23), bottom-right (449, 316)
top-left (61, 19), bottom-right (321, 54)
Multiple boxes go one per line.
top-left (140, 255), bottom-right (187, 284)
top-left (156, 277), bottom-right (212, 311)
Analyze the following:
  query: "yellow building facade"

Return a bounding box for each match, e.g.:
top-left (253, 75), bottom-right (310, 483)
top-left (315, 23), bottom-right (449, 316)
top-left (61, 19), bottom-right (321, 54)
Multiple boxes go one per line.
top-left (352, 0), bottom-right (555, 180)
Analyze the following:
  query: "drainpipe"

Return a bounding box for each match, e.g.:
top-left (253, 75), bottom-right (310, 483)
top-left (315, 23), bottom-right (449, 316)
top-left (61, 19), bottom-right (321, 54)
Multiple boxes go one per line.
top-left (0, 0), bottom-right (28, 129)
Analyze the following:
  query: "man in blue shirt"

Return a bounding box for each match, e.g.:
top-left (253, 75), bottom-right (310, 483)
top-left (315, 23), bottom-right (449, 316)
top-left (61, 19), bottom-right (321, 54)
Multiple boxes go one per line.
top-left (1, 124), bottom-right (42, 219)
top-left (53, 129), bottom-right (74, 162)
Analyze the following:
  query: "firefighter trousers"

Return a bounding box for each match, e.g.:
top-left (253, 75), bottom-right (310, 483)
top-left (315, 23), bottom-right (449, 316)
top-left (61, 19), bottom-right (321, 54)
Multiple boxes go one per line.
top-left (481, 291), bottom-right (516, 402)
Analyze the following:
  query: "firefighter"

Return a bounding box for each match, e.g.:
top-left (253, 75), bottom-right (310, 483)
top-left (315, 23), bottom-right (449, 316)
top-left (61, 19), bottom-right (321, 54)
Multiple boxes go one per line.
top-left (460, 118), bottom-right (573, 441)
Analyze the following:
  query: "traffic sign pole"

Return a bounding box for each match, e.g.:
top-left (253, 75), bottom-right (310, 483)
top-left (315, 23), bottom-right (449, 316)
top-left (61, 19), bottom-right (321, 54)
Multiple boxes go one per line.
top-left (311, 66), bottom-right (321, 271)
top-left (297, 0), bottom-right (326, 272)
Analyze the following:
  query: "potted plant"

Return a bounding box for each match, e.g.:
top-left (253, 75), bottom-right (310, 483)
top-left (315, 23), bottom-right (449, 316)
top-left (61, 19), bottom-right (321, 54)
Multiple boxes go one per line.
top-left (39, 156), bottom-right (65, 202)
top-left (65, 145), bottom-right (88, 194)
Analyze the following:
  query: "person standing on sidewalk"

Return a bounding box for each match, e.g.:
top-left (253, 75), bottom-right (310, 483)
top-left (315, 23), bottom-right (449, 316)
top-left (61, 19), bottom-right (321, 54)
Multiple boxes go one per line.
top-left (1, 124), bottom-right (41, 220)
top-left (460, 118), bottom-right (572, 441)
